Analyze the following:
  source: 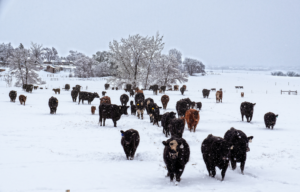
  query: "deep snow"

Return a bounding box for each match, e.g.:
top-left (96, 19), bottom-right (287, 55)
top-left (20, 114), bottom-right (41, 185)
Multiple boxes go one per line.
top-left (0, 70), bottom-right (300, 192)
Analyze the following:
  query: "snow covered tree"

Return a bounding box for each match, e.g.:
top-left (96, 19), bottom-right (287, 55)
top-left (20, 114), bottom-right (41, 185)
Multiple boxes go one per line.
top-left (74, 53), bottom-right (97, 78)
top-left (94, 61), bottom-right (111, 77)
top-left (93, 51), bottom-right (117, 76)
top-left (0, 43), bottom-right (14, 65)
top-left (30, 42), bottom-right (44, 64)
top-left (169, 48), bottom-right (182, 64)
top-left (66, 50), bottom-right (79, 63)
top-left (183, 57), bottom-right (205, 76)
top-left (8, 47), bottom-right (45, 86)
top-left (43, 47), bottom-right (59, 62)
top-left (154, 54), bottom-right (188, 87)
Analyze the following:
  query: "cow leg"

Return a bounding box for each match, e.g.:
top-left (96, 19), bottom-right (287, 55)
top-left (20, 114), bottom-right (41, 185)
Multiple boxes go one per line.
top-left (240, 161), bottom-right (245, 174)
top-left (170, 173), bottom-right (175, 182)
top-left (113, 120), bottom-right (117, 127)
top-left (221, 163), bottom-right (229, 181)
top-left (231, 160), bottom-right (237, 170)
top-left (141, 111), bottom-right (144, 120)
top-left (250, 115), bottom-right (253, 122)
top-left (175, 165), bottom-right (185, 182)
top-left (241, 114), bottom-right (244, 121)
top-left (78, 98), bottom-right (80, 104)
top-left (99, 116), bottom-right (102, 126)
top-left (103, 118), bottom-right (106, 126)
top-left (137, 111), bottom-right (140, 119)
top-left (210, 166), bottom-right (216, 178)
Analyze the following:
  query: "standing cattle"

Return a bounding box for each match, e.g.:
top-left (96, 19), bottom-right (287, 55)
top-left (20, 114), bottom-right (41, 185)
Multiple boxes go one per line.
top-left (202, 89), bottom-right (210, 98)
top-left (135, 92), bottom-right (145, 119)
top-left (149, 84), bottom-right (159, 95)
top-left (201, 134), bottom-right (233, 181)
top-left (264, 112), bottom-right (278, 129)
top-left (53, 88), bottom-right (60, 94)
top-left (9, 90), bottom-right (17, 102)
top-left (63, 84), bottom-right (70, 91)
top-left (180, 87), bottom-right (185, 95)
top-left (224, 127), bottom-right (254, 174)
top-left (161, 112), bottom-right (177, 137)
top-left (71, 89), bottom-right (79, 102)
top-left (19, 95), bottom-right (27, 105)
top-left (145, 98), bottom-right (154, 114)
top-left (148, 103), bottom-right (162, 123)
top-left (160, 86), bottom-right (166, 93)
top-left (196, 102), bottom-right (202, 110)
top-left (161, 95), bottom-right (170, 110)
top-left (182, 85), bottom-right (187, 90)
top-left (102, 91), bottom-right (107, 96)
top-left (126, 84), bottom-right (132, 92)
top-left (121, 129), bottom-right (140, 160)
top-left (116, 87), bottom-right (119, 90)
top-left (241, 92), bottom-right (244, 97)
top-left (129, 90), bottom-right (134, 97)
top-left (26, 85), bottom-right (33, 93)
top-left (130, 103), bottom-right (137, 115)
top-left (91, 106), bottom-right (96, 114)
top-left (48, 96), bottom-right (58, 114)
top-left (99, 104), bottom-right (128, 127)
top-left (112, 87), bottom-right (114, 90)
top-left (105, 84), bottom-right (110, 90)
top-left (174, 85), bottom-right (179, 91)
top-left (78, 92), bottom-right (100, 104)
top-left (162, 137), bottom-right (190, 185)
top-left (190, 102), bottom-right (195, 109)
top-left (240, 102), bottom-right (256, 122)
top-left (176, 99), bottom-right (189, 117)
top-left (100, 96), bottom-right (111, 104)
top-left (120, 94), bottom-right (129, 106)
top-left (34, 86), bottom-right (38, 90)
top-left (169, 117), bottom-right (185, 138)
top-left (185, 109), bottom-right (200, 132)
top-left (216, 90), bottom-right (223, 103)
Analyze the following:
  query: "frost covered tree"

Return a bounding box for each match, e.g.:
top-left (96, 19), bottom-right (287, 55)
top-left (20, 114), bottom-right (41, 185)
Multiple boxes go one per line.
top-left (169, 48), bottom-right (182, 64)
top-left (8, 47), bottom-right (45, 86)
top-left (93, 51), bottom-right (117, 76)
top-left (74, 53), bottom-right (98, 78)
top-left (66, 50), bottom-right (79, 63)
top-left (183, 57), bottom-right (205, 76)
top-left (94, 61), bottom-right (111, 77)
top-left (154, 54), bottom-right (188, 87)
top-left (30, 42), bottom-right (44, 64)
top-left (43, 47), bottom-right (59, 62)
top-left (0, 43), bottom-right (14, 64)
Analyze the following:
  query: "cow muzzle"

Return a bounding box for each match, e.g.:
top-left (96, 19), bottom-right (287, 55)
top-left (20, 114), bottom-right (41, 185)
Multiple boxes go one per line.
top-left (169, 152), bottom-right (178, 159)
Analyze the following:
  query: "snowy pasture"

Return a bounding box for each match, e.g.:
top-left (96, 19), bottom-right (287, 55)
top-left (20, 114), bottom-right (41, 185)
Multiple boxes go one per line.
top-left (0, 70), bottom-right (300, 192)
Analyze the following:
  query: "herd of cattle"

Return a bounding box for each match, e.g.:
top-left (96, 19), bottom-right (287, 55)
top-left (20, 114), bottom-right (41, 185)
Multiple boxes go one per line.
top-left (7, 82), bottom-right (279, 185)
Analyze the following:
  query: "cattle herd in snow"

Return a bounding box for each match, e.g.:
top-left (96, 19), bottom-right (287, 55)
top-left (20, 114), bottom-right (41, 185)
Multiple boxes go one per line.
top-left (7, 82), bottom-right (279, 185)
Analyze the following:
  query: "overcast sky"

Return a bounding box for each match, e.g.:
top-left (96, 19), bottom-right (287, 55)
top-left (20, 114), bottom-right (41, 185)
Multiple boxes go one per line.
top-left (0, 0), bottom-right (299, 66)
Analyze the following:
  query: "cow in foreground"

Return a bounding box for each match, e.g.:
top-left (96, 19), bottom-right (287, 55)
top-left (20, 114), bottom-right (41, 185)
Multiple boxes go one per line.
top-left (240, 102), bottom-right (256, 122)
top-left (264, 112), bottom-right (278, 129)
top-left (19, 95), bottom-right (27, 105)
top-left (99, 104), bottom-right (129, 127)
top-left (161, 112), bottom-right (177, 137)
top-left (185, 109), bottom-right (200, 132)
top-left (162, 137), bottom-right (190, 185)
top-left (9, 90), bottom-right (17, 102)
top-left (201, 134), bottom-right (233, 181)
top-left (121, 129), bottom-right (140, 160)
top-left (224, 127), bottom-right (254, 174)
top-left (48, 96), bottom-right (58, 114)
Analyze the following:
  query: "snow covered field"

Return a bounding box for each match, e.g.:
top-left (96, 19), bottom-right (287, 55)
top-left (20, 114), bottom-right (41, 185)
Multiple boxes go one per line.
top-left (1, 70), bottom-right (300, 192)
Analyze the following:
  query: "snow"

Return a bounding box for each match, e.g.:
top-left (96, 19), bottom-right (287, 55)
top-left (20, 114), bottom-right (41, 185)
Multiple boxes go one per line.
top-left (1, 70), bottom-right (300, 192)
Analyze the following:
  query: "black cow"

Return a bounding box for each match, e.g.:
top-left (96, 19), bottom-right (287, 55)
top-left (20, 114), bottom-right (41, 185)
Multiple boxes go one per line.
top-left (120, 94), bottom-right (129, 106)
top-left (201, 134), bottom-right (233, 181)
top-left (9, 90), bottom-right (17, 102)
top-left (169, 118), bottom-right (185, 138)
top-left (78, 92), bottom-right (100, 104)
top-left (149, 84), bottom-right (158, 95)
top-left (196, 102), bottom-right (202, 110)
top-left (99, 104), bottom-right (128, 127)
top-left (136, 100), bottom-right (145, 119)
top-left (105, 84), bottom-right (110, 90)
top-left (48, 96), bottom-right (58, 114)
top-left (135, 92), bottom-right (145, 104)
top-left (71, 89), bottom-right (79, 102)
top-left (145, 97), bottom-right (154, 114)
top-left (176, 100), bottom-right (189, 117)
top-left (22, 84), bottom-right (27, 90)
top-left (129, 89), bottom-right (134, 97)
top-left (160, 86), bottom-right (166, 93)
top-left (102, 91), bottom-right (106, 96)
top-left (264, 112), bottom-right (278, 129)
top-left (224, 127), bottom-right (254, 174)
top-left (240, 102), bottom-right (256, 122)
top-left (147, 102), bottom-right (161, 123)
top-left (153, 114), bottom-right (163, 127)
top-left (202, 89), bottom-right (210, 98)
top-left (181, 98), bottom-right (192, 109)
top-left (131, 105), bottom-right (137, 115)
top-left (63, 84), bottom-right (70, 91)
top-left (126, 84), bottom-right (132, 92)
top-left (116, 87), bottom-right (119, 90)
top-left (130, 100), bottom-right (134, 106)
top-left (161, 112), bottom-right (177, 137)
top-left (180, 87), bottom-right (185, 95)
top-left (121, 129), bottom-right (140, 160)
top-left (162, 137), bottom-right (190, 185)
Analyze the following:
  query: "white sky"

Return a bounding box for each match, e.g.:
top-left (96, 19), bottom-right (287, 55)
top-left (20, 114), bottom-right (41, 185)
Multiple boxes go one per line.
top-left (0, 0), bottom-right (299, 66)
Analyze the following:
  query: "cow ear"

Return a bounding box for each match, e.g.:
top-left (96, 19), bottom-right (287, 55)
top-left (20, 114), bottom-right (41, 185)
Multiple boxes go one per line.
top-left (276, 115), bottom-right (279, 118)
top-left (159, 107), bottom-right (162, 109)
top-left (162, 141), bottom-right (167, 146)
top-left (253, 103), bottom-right (256, 106)
top-left (120, 130), bottom-right (125, 136)
top-left (127, 106), bottom-right (129, 109)
top-left (248, 136), bottom-right (254, 143)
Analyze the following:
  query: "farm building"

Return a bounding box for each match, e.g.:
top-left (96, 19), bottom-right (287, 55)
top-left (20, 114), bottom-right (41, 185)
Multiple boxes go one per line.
top-left (46, 65), bottom-right (61, 73)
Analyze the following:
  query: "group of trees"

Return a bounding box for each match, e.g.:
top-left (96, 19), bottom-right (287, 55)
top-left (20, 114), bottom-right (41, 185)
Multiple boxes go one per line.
top-left (271, 71), bottom-right (300, 77)
top-left (0, 32), bottom-right (205, 88)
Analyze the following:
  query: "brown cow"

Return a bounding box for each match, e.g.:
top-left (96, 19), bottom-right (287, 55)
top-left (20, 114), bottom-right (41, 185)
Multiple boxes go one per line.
top-left (216, 90), bottom-right (223, 103)
top-left (91, 106), bottom-right (96, 114)
top-left (135, 87), bottom-right (139, 92)
top-left (53, 88), bottom-right (60, 94)
top-left (19, 95), bottom-right (27, 105)
top-left (185, 109), bottom-right (200, 132)
top-left (100, 96), bottom-right (111, 104)
top-left (161, 95), bottom-right (170, 109)
top-left (241, 92), bottom-right (244, 97)
top-left (137, 90), bottom-right (143, 94)
top-left (174, 85), bottom-right (179, 91)
top-left (183, 85), bottom-right (187, 91)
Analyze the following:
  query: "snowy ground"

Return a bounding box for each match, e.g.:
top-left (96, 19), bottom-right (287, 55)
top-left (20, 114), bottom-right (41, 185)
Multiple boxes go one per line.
top-left (0, 70), bottom-right (300, 192)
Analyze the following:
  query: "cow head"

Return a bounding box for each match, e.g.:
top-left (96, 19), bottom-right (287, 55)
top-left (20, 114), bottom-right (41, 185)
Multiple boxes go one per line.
top-left (93, 92), bottom-right (100, 98)
top-left (162, 139), bottom-right (184, 160)
top-left (213, 140), bottom-right (234, 161)
top-left (192, 110), bottom-right (199, 119)
top-left (121, 130), bottom-right (136, 146)
top-left (169, 112), bottom-right (177, 118)
top-left (119, 105), bottom-right (129, 115)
